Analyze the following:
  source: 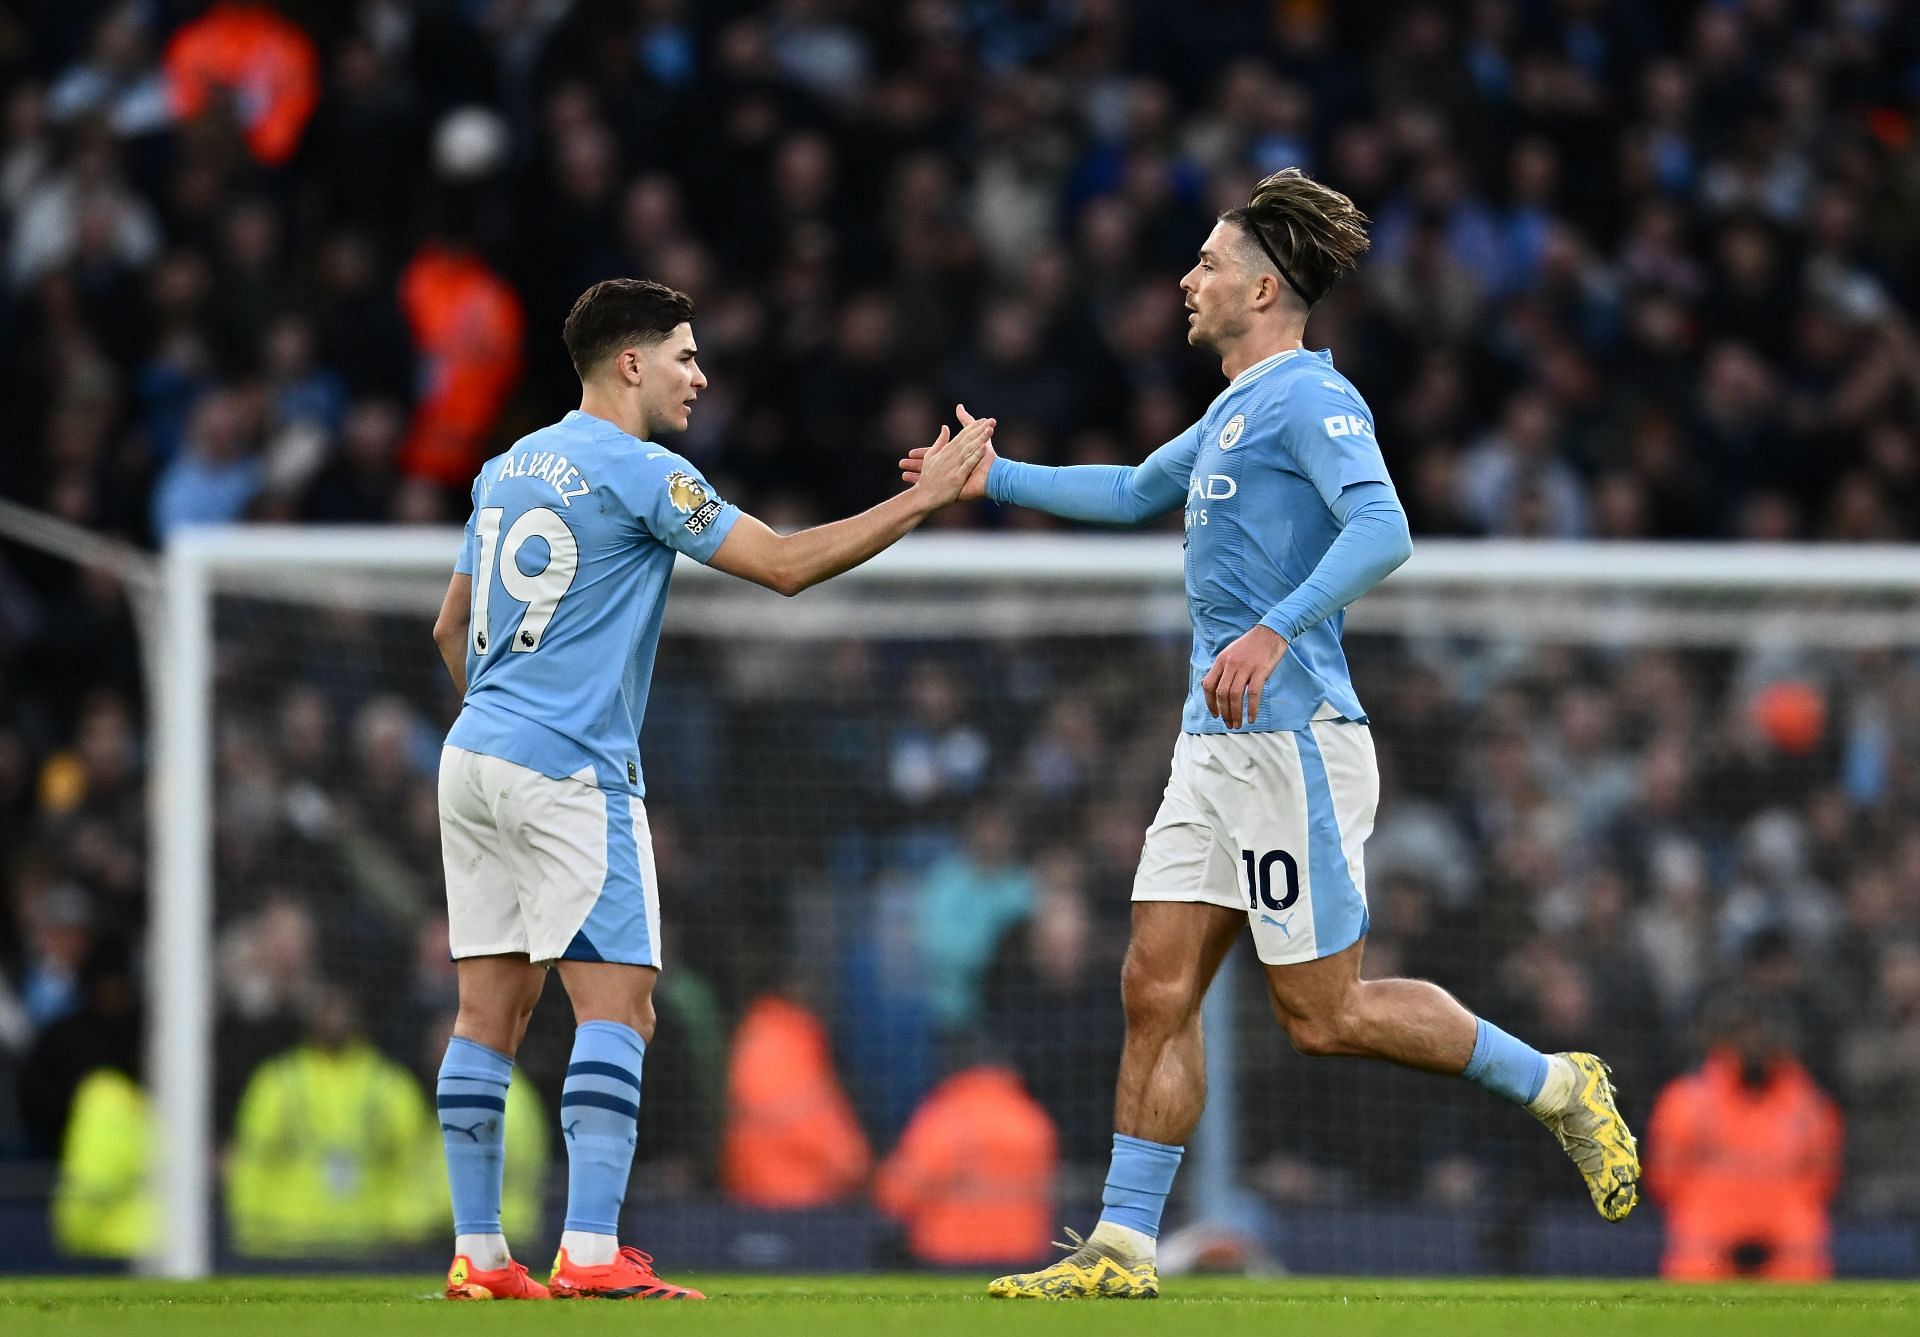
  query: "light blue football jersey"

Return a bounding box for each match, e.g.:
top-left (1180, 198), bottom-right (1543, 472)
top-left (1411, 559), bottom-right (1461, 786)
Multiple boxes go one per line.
top-left (445, 410), bottom-right (741, 793)
top-left (1175, 347), bottom-right (1392, 732)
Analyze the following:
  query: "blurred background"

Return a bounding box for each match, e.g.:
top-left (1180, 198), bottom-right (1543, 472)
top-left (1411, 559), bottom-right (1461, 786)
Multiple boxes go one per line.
top-left (2, 0), bottom-right (1920, 1281)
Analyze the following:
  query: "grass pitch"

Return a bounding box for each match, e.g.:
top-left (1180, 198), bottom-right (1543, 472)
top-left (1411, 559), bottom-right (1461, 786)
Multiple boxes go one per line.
top-left (3, 1275), bottom-right (1915, 1336)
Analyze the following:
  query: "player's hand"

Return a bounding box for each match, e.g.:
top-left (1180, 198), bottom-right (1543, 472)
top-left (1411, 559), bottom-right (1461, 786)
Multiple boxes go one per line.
top-left (1202, 625), bottom-right (1289, 729)
top-left (905, 409), bottom-right (995, 508)
top-left (900, 403), bottom-right (997, 502)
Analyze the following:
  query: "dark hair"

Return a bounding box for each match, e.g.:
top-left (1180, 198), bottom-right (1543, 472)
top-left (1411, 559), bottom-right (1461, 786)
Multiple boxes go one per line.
top-left (1220, 168), bottom-right (1371, 309)
top-left (562, 278), bottom-right (695, 377)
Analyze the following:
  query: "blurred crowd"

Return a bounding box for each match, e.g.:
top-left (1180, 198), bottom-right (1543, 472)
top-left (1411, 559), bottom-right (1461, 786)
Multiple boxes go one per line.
top-left (5, 0), bottom-right (1920, 1265)
top-left (5, 0), bottom-right (1920, 542)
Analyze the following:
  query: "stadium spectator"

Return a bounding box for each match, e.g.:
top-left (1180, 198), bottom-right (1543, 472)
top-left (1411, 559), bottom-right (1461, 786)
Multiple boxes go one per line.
top-left (886, 663), bottom-right (991, 814)
top-left (225, 984), bottom-right (438, 1256)
top-left (51, 1064), bottom-right (153, 1258)
top-left (394, 237), bottom-right (525, 487)
top-left (214, 894), bottom-right (319, 1133)
top-left (874, 1056), bottom-right (1058, 1269)
top-left (1456, 389), bottom-right (1587, 538)
top-left (720, 993), bottom-right (871, 1210)
top-left (910, 805), bottom-right (1035, 1035)
top-left (11, 881), bottom-right (92, 1036)
top-left (301, 397), bottom-right (405, 523)
top-left (44, 3), bottom-right (170, 142)
top-left (1646, 1000), bottom-right (1844, 1281)
top-left (17, 932), bottom-right (137, 1161)
top-left (149, 386), bottom-right (264, 541)
top-left (162, 1), bottom-right (321, 167)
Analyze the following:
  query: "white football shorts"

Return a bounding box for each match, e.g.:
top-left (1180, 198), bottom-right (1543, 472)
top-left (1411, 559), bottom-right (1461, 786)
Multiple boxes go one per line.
top-left (438, 745), bottom-right (662, 967)
top-left (1132, 721), bottom-right (1377, 965)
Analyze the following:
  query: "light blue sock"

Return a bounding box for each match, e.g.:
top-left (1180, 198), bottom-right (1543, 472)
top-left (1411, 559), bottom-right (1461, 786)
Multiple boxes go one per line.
top-left (1098, 1133), bottom-right (1184, 1239)
top-left (561, 1020), bottom-right (646, 1236)
top-left (438, 1036), bottom-right (512, 1235)
top-left (1461, 1016), bottom-right (1550, 1106)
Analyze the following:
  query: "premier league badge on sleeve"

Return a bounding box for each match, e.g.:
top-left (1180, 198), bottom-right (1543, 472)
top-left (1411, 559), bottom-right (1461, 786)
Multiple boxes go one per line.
top-left (665, 470), bottom-right (708, 513)
top-left (666, 469), bottom-right (724, 532)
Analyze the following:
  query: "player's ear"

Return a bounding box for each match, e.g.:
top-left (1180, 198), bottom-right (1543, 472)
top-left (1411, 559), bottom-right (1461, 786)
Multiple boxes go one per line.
top-left (1250, 271), bottom-right (1279, 312)
top-left (617, 347), bottom-right (644, 386)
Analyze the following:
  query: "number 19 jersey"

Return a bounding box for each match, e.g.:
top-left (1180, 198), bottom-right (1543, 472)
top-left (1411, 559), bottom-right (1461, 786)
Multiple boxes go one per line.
top-left (446, 409), bottom-right (741, 795)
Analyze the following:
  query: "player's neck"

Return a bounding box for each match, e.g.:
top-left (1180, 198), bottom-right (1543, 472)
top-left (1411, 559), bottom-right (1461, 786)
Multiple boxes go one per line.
top-left (1217, 327), bottom-right (1305, 383)
top-left (576, 390), bottom-right (654, 442)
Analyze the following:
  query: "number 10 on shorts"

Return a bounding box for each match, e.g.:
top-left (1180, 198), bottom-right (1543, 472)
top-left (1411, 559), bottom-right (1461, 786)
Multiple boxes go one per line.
top-left (1242, 849), bottom-right (1300, 912)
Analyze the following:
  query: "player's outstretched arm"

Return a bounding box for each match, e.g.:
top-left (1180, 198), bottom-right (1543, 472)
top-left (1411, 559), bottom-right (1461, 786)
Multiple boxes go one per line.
top-left (899, 404), bottom-right (1192, 526)
top-left (708, 413), bottom-right (995, 597)
top-left (432, 572), bottom-right (472, 693)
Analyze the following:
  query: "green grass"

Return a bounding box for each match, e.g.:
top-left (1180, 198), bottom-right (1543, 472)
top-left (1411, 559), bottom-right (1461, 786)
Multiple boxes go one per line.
top-left (2, 1275), bottom-right (1915, 1336)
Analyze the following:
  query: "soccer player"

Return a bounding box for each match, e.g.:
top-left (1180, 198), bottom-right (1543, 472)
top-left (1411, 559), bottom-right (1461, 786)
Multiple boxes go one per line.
top-left (902, 169), bottom-right (1639, 1300)
top-left (429, 278), bottom-right (992, 1300)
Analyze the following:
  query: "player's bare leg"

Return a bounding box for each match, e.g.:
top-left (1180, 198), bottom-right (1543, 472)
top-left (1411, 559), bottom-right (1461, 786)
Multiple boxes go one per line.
top-left (1264, 940), bottom-right (1640, 1221)
top-left (556, 959), bottom-right (658, 1042)
top-left (455, 954), bottom-right (547, 1054)
top-left (1112, 903), bottom-right (1246, 1142)
top-left (990, 902), bottom-right (1241, 1299)
top-left (442, 954), bottom-right (550, 1298)
top-left (545, 961), bottom-right (703, 1300)
top-left (1261, 938), bottom-right (1474, 1068)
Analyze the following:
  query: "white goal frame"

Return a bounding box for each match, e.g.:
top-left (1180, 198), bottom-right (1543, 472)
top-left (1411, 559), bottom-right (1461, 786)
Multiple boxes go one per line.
top-left (146, 527), bottom-right (1920, 1277)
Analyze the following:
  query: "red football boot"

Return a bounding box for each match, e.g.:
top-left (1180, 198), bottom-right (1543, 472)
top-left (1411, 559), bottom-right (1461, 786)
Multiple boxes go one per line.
top-left (444, 1255), bottom-right (551, 1300)
top-left (549, 1245), bottom-right (706, 1300)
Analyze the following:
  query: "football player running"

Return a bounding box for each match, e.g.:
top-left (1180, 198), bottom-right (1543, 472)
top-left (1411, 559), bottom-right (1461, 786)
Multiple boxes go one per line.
top-left (904, 170), bottom-right (1637, 1300)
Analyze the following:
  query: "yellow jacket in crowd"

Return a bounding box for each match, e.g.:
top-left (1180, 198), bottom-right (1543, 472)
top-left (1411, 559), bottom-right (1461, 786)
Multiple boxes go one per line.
top-left (56, 1047), bottom-right (550, 1259)
top-left (226, 1041), bottom-right (440, 1256)
top-left (52, 1068), bottom-right (156, 1258)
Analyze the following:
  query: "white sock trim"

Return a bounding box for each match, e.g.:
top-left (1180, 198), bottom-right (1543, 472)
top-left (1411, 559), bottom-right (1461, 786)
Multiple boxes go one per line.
top-left (1089, 1220), bottom-right (1156, 1265)
top-left (455, 1232), bottom-right (510, 1271)
top-left (560, 1229), bottom-right (619, 1267)
top-left (1528, 1054), bottom-right (1579, 1116)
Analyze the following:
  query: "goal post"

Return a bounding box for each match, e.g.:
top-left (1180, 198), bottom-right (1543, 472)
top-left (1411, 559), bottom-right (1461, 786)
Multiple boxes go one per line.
top-left (151, 539), bottom-right (210, 1279)
top-left (146, 526), bottom-right (1920, 1278)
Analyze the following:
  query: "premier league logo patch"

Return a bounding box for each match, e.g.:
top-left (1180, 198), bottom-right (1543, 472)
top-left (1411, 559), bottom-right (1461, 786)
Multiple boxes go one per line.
top-left (1220, 413), bottom-right (1246, 449)
top-left (665, 470), bottom-right (709, 514)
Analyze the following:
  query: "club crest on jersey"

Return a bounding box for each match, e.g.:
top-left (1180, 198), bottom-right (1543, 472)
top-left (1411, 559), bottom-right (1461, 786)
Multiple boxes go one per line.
top-left (1219, 413), bottom-right (1247, 449)
top-left (665, 470), bottom-right (708, 514)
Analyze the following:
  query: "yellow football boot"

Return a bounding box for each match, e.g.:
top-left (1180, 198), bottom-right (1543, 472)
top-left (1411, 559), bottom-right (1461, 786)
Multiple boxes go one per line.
top-left (988, 1228), bottom-right (1159, 1299)
top-left (1536, 1052), bottom-right (1640, 1222)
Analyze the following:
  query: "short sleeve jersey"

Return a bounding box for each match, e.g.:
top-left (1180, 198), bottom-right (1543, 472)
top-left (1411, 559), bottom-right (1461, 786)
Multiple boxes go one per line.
top-left (1179, 347), bottom-right (1391, 732)
top-left (446, 410), bottom-right (741, 793)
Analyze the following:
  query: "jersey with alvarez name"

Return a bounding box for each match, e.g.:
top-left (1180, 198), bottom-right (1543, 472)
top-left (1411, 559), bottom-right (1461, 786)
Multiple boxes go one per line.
top-left (1174, 347), bottom-right (1392, 733)
top-left (446, 409), bottom-right (741, 794)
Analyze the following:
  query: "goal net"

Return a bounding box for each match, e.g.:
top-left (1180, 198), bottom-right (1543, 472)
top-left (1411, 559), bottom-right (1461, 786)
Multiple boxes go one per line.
top-left (146, 531), bottom-right (1920, 1277)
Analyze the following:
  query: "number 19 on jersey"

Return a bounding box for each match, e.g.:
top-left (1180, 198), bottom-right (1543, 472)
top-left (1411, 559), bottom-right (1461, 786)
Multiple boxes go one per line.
top-left (471, 506), bottom-right (579, 654)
